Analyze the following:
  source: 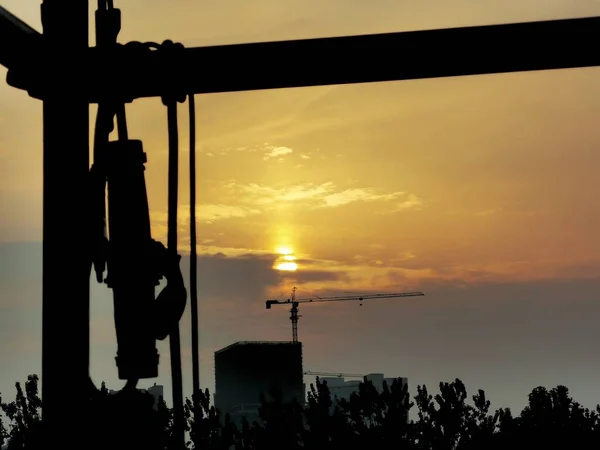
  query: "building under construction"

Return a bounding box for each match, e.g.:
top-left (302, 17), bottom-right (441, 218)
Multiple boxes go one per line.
top-left (214, 341), bottom-right (305, 424)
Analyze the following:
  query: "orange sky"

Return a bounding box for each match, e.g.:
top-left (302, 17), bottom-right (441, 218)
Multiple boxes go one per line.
top-left (2, 0), bottom-right (600, 412)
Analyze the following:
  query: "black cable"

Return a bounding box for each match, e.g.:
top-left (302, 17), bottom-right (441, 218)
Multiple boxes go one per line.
top-left (166, 101), bottom-right (185, 450)
top-left (189, 94), bottom-right (199, 399)
top-left (86, 104), bottom-right (112, 400)
top-left (92, 104), bottom-right (112, 161)
top-left (115, 103), bottom-right (128, 141)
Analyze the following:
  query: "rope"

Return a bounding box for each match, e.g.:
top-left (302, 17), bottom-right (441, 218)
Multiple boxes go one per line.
top-left (189, 94), bottom-right (200, 399)
top-left (157, 37), bottom-right (189, 450)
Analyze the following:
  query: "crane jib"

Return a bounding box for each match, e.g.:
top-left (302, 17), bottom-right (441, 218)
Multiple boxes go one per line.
top-left (266, 289), bottom-right (425, 342)
top-left (267, 291), bottom-right (425, 304)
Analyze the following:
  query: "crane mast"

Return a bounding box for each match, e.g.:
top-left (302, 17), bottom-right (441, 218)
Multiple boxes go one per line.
top-left (266, 287), bottom-right (424, 343)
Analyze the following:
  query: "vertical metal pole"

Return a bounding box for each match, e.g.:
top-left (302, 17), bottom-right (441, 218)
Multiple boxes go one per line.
top-left (167, 103), bottom-right (185, 450)
top-left (189, 96), bottom-right (199, 397)
top-left (41, 0), bottom-right (89, 447)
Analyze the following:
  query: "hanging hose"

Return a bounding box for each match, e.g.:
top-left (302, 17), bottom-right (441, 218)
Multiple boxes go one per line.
top-left (165, 99), bottom-right (185, 450)
top-left (189, 94), bottom-right (200, 399)
top-left (154, 37), bottom-right (188, 450)
top-left (91, 6), bottom-right (190, 437)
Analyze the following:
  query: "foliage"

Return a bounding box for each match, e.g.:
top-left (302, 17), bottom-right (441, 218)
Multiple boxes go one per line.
top-left (3, 373), bottom-right (600, 449)
top-left (183, 388), bottom-right (236, 450)
top-left (0, 375), bottom-right (42, 450)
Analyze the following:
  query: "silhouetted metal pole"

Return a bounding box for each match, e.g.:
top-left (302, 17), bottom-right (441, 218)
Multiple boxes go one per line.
top-left (189, 96), bottom-right (200, 397)
top-left (40, 0), bottom-right (89, 447)
top-left (166, 101), bottom-right (186, 450)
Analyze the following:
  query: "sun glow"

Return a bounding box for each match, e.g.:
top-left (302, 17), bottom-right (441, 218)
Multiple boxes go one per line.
top-left (275, 246), bottom-right (298, 271)
top-left (275, 261), bottom-right (298, 271)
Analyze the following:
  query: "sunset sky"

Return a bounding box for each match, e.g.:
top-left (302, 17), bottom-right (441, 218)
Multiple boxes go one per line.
top-left (3, 0), bottom-right (600, 414)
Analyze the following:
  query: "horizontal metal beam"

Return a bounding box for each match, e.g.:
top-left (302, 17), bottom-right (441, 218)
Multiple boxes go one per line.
top-left (0, 5), bottom-right (42, 70)
top-left (6, 16), bottom-right (600, 101)
top-left (166, 16), bottom-right (600, 95)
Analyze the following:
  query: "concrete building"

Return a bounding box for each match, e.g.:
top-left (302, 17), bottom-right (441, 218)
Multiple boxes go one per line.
top-left (214, 341), bottom-right (304, 425)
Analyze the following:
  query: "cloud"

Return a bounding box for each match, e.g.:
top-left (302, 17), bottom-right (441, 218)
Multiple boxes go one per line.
top-left (473, 207), bottom-right (542, 218)
top-left (319, 188), bottom-right (403, 208)
top-left (223, 181), bottom-right (423, 211)
top-left (7, 241), bottom-right (600, 413)
top-left (275, 269), bottom-right (348, 284)
top-left (179, 253), bottom-right (281, 301)
top-left (390, 193), bottom-right (424, 212)
top-left (476, 207), bottom-right (503, 216)
top-left (191, 246), bottom-right (271, 257)
top-left (263, 145), bottom-right (293, 160)
top-left (185, 204), bottom-right (261, 223)
top-left (151, 204), bottom-right (261, 226)
top-left (201, 143), bottom-right (294, 160)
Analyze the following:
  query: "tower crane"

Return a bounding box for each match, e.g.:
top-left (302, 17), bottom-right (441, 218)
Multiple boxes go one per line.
top-left (266, 287), bottom-right (424, 343)
top-left (304, 371), bottom-right (363, 378)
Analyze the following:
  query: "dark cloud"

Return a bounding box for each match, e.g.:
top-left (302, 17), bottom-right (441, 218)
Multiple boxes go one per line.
top-left (0, 241), bottom-right (42, 308)
top-left (5, 242), bottom-right (600, 412)
top-left (279, 269), bottom-right (348, 284)
top-left (298, 276), bottom-right (600, 411)
top-left (0, 242), bottom-right (290, 402)
top-left (554, 259), bottom-right (600, 279)
top-left (180, 253), bottom-right (280, 301)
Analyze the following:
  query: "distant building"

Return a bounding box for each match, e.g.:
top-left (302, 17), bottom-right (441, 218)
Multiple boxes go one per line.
top-left (214, 341), bottom-right (305, 425)
top-left (319, 373), bottom-right (408, 420)
top-left (146, 383), bottom-right (164, 409)
top-left (319, 376), bottom-right (361, 401)
top-left (321, 373), bottom-right (407, 401)
top-left (108, 383), bottom-right (164, 410)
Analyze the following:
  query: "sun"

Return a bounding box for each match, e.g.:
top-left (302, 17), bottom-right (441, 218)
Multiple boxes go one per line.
top-left (275, 261), bottom-right (298, 271)
top-left (274, 246), bottom-right (298, 271)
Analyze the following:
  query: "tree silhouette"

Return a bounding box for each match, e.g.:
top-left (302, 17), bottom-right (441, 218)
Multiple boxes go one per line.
top-left (413, 379), bottom-right (473, 450)
top-left (184, 388), bottom-right (237, 450)
top-left (0, 393), bottom-right (8, 449)
top-left (5, 373), bottom-right (600, 449)
top-left (156, 396), bottom-right (175, 450)
top-left (251, 385), bottom-right (305, 450)
top-left (458, 388), bottom-right (500, 450)
top-left (329, 378), bottom-right (414, 449)
top-left (303, 378), bottom-right (339, 449)
top-left (0, 375), bottom-right (42, 450)
top-left (514, 385), bottom-right (600, 448)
